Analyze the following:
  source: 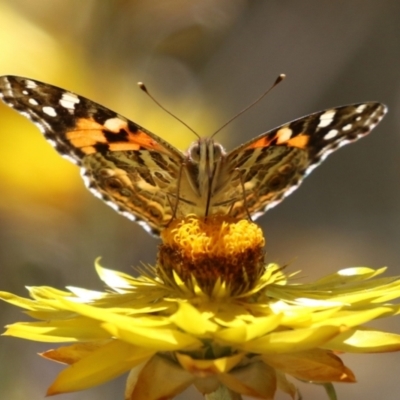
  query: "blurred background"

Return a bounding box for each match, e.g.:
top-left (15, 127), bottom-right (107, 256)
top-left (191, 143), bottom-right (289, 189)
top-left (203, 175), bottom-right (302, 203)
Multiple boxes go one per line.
top-left (0, 1), bottom-right (399, 399)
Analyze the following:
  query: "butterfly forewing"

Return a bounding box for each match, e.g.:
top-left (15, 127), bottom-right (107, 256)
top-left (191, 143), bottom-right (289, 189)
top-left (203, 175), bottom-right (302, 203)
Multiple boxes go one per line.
top-left (0, 75), bottom-right (387, 235)
top-left (218, 102), bottom-right (387, 220)
top-left (0, 75), bottom-right (185, 234)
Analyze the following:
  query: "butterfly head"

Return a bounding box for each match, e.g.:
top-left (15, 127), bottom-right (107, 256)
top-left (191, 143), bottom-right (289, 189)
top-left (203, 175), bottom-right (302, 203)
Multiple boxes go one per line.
top-left (187, 138), bottom-right (226, 166)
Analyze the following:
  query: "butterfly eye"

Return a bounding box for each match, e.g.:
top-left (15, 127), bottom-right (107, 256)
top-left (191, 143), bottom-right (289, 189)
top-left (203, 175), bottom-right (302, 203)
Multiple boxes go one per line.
top-left (188, 142), bottom-right (201, 161)
top-left (212, 143), bottom-right (224, 159)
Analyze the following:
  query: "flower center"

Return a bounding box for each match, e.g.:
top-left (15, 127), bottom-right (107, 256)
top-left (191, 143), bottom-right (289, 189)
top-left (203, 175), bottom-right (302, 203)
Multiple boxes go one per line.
top-left (158, 215), bottom-right (266, 296)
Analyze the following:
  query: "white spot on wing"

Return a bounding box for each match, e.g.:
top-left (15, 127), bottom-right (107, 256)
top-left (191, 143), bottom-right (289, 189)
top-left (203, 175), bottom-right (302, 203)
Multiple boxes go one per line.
top-left (42, 106), bottom-right (57, 117)
top-left (276, 127), bottom-right (293, 143)
top-left (46, 138), bottom-right (57, 147)
top-left (370, 108), bottom-right (381, 121)
top-left (318, 110), bottom-right (336, 128)
top-left (343, 124), bottom-right (352, 131)
top-left (28, 98), bottom-right (39, 106)
top-left (20, 110), bottom-right (34, 120)
top-left (25, 80), bottom-right (37, 89)
top-left (63, 154), bottom-right (79, 164)
top-left (355, 104), bottom-right (367, 113)
top-left (59, 92), bottom-right (80, 110)
top-left (104, 117), bottom-right (127, 132)
top-left (22, 90), bottom-right (28, 95)
top-left (323, 129), bottom-right (339, 140)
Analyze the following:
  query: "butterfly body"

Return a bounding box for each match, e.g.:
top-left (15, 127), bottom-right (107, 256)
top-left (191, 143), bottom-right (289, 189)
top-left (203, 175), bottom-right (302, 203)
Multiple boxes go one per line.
top-left (0, 76), bottom-right (387, 236)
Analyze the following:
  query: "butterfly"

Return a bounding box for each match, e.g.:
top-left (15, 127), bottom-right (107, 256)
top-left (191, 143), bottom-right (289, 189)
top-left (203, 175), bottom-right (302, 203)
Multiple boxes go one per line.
top-left (0, 75), bottom-right (387, 236)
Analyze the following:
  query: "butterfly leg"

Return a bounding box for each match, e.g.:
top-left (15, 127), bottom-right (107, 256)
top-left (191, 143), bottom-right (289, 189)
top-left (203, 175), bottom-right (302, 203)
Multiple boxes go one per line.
top-left (236, 168), bottom-right (253, 221)
top-left (168, 161), bottom-right (185, 224)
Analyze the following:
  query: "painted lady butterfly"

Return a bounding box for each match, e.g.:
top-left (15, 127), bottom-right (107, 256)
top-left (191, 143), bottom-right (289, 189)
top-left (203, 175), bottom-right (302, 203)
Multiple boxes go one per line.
top-left (0, 76), bottom-right (387, 235)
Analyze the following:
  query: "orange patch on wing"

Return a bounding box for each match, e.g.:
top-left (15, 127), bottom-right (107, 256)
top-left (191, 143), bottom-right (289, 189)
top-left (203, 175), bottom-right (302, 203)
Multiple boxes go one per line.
top-left (246, 132), bottom-right (310, 151)
top-left (66, 118), bottom-right (107, 149)
top-left (103, 117), bottom-right (163, 150)
top-left (286, 134), bottom-right (310, 149)
top-left (66, 117), bottom-right (166, 154)
top-left (123, 131), bottom-right (164, 150)
top-left (247, 137), bottom-right (273, 149)
top-left (105, 142), bottom-right (144, 151)
top-left (79, 146), bottom-right (96, 154)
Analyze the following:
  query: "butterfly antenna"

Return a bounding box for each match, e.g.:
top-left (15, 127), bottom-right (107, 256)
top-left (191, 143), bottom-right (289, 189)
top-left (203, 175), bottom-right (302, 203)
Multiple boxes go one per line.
top-left (210, 74), bottom-right (286, 139)
top-left (138, 82), bottom-right (200, 139)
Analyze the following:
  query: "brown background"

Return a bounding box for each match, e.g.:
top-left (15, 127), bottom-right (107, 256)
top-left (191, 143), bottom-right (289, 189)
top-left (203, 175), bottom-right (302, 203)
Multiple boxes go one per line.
top-left (0, 1), bottom-right (399, 399)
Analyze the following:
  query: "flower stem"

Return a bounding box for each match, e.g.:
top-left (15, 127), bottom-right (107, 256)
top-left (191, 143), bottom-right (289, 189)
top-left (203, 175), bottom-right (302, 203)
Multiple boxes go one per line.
top-left (205, 385), bottom-right (243, 400)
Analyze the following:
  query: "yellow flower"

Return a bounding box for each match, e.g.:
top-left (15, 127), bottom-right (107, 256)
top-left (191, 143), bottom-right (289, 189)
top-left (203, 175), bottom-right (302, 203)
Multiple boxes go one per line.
top-left (2, 216), bottom-right (400, 400)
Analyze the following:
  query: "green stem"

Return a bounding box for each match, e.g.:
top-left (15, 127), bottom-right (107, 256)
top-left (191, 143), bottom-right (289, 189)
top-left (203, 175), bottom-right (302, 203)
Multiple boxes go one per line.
top-left (205, 385), bottom-right (243, 400)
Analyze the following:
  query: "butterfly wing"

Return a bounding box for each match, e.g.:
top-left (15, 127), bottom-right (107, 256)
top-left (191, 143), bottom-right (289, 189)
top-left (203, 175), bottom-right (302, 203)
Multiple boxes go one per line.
top-left (0, 76), bottom-right (388, 232)
top-left (217, 103), bottom-right (387, 220)
top-left (0, 75), bottom-right (185, 235)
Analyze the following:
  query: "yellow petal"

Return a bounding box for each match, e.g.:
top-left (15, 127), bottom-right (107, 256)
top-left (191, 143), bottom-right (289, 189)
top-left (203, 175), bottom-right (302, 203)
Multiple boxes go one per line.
top-left (41, 341), bottom-right (106, 364)
top-left (210, 302), bottom-right (251, 327)
top-left (176, 352), bottom-right (245, 374)
top-left (29, 286), bottom-right (73, 300)
top-left (103, 322), bottom-right (201, 351)
top-left (0, 291), bottom-right (51, 311)
top-left (47, 340), bottom-right (154, 395)
top-left (65, 287), bottom-right (104, 301)
top-left (262, 348), bottom-right (356, 382)
top-left (126, 354), bottom-right (194, 400)
top-left (58, 299), bottom-right (202, 350)
top-left (214, 314), bottom-right (282, 344)
top-left (170, 302), bottom-right (218, 335)
top-left (242, 326), bottom-right (341, 354)
top-left (95, 262), bottom-right (139, 291)
top-left (314, 307), bottom-right (395, 328)
top-left (4, 318), bottom-right (109, 342)
top-left (314, 267), bottom-right (387, 285)
top-left (325, 328), bottom-right (400, 353)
